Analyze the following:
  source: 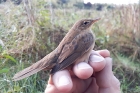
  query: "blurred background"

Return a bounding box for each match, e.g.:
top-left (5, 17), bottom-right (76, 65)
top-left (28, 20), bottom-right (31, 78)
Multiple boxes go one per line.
top-left (0, 0), bottom-right (139, 93)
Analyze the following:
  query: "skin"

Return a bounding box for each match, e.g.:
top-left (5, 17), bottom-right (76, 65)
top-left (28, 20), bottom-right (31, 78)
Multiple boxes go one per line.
top-left (45, 50), bottom-right (121, 93)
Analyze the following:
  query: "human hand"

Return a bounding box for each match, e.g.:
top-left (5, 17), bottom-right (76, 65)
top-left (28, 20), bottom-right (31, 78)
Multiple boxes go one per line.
top-left (45, 50), bottom-right (121, 93)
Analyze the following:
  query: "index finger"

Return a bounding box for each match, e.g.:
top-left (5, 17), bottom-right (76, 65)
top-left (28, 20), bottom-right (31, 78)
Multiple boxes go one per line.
top-left (96, 49), bottom-right (110, 58)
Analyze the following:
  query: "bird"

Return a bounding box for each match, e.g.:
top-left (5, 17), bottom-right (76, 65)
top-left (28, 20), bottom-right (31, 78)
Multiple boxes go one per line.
top-left (13, 18), bottom-right (100, 81)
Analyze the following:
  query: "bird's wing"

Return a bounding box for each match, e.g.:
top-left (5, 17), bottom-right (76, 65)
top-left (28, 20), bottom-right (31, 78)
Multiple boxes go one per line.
top-left (51, 32), bottom-right (94, 74)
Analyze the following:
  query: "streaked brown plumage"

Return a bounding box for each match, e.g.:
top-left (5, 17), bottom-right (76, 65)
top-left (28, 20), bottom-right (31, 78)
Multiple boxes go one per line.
top-left (13, 18), bottom-right (100, 81)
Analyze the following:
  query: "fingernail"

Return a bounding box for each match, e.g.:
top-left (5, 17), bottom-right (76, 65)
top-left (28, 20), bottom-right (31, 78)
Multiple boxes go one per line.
top-left (90, 55), bottom-right (104, 62)
top-left (78, 62), bottom-right (91, 69)
top-left (58, 75), bottom-right (70, 86)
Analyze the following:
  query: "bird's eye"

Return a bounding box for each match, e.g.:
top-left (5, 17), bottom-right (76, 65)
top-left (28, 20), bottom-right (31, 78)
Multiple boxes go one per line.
top-left (83, 21), bottom-right (90, 25)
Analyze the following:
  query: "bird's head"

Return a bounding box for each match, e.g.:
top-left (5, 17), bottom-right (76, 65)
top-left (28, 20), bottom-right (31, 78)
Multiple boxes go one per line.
top-left (72, 18), bottom-right (100, 31)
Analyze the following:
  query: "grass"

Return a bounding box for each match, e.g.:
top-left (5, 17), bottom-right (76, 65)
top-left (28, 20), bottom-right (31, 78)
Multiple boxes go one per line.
top-left (0, 56), bottom-right (47, 93)
top-left (0, 0), bottom-right (140, 93)
top-left (113, 53), bottom-right (140, 93)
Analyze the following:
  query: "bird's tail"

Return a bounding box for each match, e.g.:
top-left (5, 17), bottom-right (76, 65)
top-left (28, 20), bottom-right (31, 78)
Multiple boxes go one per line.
top-left (12, 51), bottom-right (57, 81)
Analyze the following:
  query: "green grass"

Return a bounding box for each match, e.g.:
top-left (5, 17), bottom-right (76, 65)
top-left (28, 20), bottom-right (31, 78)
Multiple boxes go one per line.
top-left (0, 57), bottom-right (47, 93)
top-left (113, 53), bottom-right (140, 93)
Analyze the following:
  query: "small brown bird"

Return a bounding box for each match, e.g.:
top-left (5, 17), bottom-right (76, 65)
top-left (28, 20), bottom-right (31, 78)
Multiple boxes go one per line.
top-left (13, 18), bottom-right (100, 81)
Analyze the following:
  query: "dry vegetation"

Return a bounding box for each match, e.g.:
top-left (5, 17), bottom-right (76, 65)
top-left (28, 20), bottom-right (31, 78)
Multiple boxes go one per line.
top-left (0, 0), bottom-right (140, 93)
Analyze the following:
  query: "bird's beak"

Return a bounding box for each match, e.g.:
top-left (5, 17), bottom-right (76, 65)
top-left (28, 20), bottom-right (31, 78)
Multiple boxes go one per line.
top-left (92, 18), bottom-right (101, 24)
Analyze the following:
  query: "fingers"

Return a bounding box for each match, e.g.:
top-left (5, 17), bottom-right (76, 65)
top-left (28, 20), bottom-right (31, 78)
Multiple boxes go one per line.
top-left (89, 50), bottom-right (106, 72)
top-left (45, 69), bottom-right (94, 93)
top-left (73, 62), bottom-right (93, 79)
top-left (73, 49), bottom-right (108, 79)
top-left (45, 49), bottom-right (113, 93)
top-left (45, 70), bottom-right (73, 93)
top-left (53, 70), bottom-right (73, 92)
top-left (95, 57), bottom-right (121, 93)
top-left (45, 84), bottom-right (60, 93)
top-left (96, 49), bottom-right (110, 58)
top-left (96, 58), bottom-right (113, 87)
